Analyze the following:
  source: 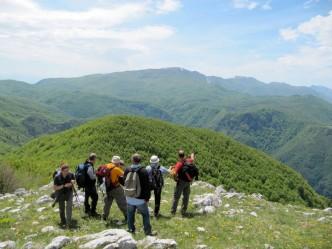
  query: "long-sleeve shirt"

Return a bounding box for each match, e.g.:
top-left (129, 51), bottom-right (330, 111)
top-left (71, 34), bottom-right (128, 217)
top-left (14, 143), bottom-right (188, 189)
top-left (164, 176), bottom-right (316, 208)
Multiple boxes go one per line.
top-left (124, 164), bottom-right (151, 205)
top-left (84, 161), bottom-right (96, 187)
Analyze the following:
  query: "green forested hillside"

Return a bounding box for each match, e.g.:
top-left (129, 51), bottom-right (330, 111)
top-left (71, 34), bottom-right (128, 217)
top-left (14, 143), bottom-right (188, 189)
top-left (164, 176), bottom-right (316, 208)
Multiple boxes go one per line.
top-left (275, 125), bottom-right (332, 198)
top-left (1, 68), bottom-right (332, 199)
top-left (0, 96), bottom-right (78, 155)
top-left (3, 116), bottom-right (328, 208)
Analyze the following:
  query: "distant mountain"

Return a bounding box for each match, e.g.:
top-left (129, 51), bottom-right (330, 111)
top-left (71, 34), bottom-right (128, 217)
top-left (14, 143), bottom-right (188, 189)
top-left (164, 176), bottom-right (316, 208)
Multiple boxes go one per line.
top-left (4, 115), bottom-right (328, 207)
top-left (209, 76), bottom-right (332, 103)
top-left (0, 68), bottom-right (332, 199)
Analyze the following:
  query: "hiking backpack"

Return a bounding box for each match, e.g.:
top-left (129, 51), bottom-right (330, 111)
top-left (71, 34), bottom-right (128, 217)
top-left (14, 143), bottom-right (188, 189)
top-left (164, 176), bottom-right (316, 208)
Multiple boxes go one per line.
top-left (75, 163), bottom-right (88, 189)
top-left (179, 161), bottom-right (199, 182)
top-left (150, 166), bottom-right (164, 190)
top-left (124, 167), bottom-right (142, 198)
top-left (96, 165), bottom-right (115, 191)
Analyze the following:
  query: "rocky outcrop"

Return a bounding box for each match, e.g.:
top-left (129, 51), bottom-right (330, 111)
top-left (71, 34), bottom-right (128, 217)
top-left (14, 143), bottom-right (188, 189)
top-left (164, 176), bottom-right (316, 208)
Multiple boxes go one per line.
top-left (76, 229), bottom-right (137, 249)
top-left (0, 241), bottom-right (16, 249)
top-left (36, 195), bottom-right (53, 205)
top-left (45, 236), bottom-right (71, 249)
top-left (138, 236), bottom-right (177, 249)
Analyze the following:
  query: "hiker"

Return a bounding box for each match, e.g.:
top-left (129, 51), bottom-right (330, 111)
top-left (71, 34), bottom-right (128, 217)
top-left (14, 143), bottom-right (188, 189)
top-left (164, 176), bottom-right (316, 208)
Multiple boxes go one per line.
top-left (83, 153), bottom-right (99, 217)
top-left (53, 164), bottom-right (75, 228)
top-left (171, 150), bottom-right (198, 216)
top-left (102, 156), bottom-right (127, 222)
top-left (146, 155), bottom-right (170, 217)
top-left (124, 153), bottom-right (156, 236)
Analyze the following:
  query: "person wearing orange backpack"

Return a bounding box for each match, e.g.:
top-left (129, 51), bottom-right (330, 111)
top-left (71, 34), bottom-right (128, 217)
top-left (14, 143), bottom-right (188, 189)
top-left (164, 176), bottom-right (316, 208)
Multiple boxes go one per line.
top-left (102, 156), bottom-right (127, 222)
top-left (170, 150), bottom-right (198, 216)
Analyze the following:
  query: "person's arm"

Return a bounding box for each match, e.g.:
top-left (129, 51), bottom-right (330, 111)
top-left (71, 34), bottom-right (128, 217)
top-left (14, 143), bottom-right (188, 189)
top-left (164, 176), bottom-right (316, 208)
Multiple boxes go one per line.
top-left (141, 169), bottom-right (152, 201)
top-left (190, 153), bottom-right (195, 161)
top-left (87, 165), bottom-right (96, 180)
top-left (146, 166), bottom-right (153, 183)
top-left (53, 177), bottom-right (65, 191)
top-left (160, 166), bottom-right (170, 175)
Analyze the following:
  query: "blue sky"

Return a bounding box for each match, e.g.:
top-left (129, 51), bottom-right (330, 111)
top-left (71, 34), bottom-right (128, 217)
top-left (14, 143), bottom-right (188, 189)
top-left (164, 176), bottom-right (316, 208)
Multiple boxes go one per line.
top-left (0, 0), bottom-right (331, 87)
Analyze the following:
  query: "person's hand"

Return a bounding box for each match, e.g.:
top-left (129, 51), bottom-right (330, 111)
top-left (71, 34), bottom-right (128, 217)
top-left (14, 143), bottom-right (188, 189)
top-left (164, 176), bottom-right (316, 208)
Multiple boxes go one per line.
top-left (64, 183), bottom-right (72, 188)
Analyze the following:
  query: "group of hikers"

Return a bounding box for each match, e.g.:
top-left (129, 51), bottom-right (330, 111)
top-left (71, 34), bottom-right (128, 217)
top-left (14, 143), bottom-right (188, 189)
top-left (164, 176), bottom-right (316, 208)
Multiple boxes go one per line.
top-left (52, 150), bottom-right (199, 236)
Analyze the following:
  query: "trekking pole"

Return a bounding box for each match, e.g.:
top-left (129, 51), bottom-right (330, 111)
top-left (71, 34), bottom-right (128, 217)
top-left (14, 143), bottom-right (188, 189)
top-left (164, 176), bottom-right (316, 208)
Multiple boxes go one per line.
top-left (72, 185), bottom-right (81, 207)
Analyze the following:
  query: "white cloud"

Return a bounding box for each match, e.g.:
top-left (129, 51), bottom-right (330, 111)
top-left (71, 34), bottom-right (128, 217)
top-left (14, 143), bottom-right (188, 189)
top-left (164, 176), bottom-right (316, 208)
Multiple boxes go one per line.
top-left (232, 0), bottom-right (272, 10)
top-left (304, 0), bottom-right (320, 9)
top-left (262, 0), bottom-right (272, 10)
top-left (0, 0), bottom-right (179, 80)
top-left (156, 0), bottom-right (182, 14)
top-left (216, 10), bottom-right (332, 86)
top-left (280, 28), bottom-right (299, 41)
top-left (232, 0), bottom-right (258, 10)
top-left (280, 10), bottom-right (332, 46)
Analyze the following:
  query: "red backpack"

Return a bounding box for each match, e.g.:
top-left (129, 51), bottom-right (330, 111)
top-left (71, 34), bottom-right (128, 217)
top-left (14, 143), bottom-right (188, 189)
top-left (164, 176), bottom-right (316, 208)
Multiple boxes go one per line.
top-left (96, 165), bottom-right (115, 190)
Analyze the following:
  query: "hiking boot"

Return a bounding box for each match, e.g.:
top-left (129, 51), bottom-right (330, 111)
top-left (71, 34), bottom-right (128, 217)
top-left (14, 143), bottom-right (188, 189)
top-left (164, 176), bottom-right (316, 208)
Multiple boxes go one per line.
top-left (154, 213), bottom-right (160, 219)
top-left (127, 229), bottom-right (135, 234)
top-left (59, 221), bottom-right (67, 229)
top-left (145, 231), bottom-right (157, 236)
top-left (90, 212), bottom-right (101, 218)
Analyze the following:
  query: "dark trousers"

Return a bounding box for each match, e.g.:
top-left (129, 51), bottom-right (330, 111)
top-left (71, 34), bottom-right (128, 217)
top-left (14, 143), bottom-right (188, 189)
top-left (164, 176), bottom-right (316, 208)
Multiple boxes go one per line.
top-left (171, 180), bottom-right (191, 215)
top-left (153, 188), bottom-right (162, 216)
top-left (84, 185), bottom-right (98, 214)
top-left (58, 191), bottom-right (73, 224)
top-left (127, 202), bottom-right (152, 235)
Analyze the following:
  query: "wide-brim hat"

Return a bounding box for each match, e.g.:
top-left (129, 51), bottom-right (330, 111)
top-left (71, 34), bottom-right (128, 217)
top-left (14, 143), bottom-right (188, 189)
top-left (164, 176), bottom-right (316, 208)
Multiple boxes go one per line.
top-left (150, 155), bottom-right (160, 164)
top-left (111, 156), bottom-right (121, 164)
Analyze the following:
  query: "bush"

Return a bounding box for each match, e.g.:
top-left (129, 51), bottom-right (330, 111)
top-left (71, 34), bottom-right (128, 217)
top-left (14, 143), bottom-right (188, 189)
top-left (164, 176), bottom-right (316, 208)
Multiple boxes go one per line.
top-left (0, 164), bottom-right (18, 193)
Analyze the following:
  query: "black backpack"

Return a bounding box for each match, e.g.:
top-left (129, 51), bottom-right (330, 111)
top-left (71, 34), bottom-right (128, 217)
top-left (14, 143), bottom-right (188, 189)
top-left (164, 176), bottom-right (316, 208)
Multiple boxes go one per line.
top-left (179, 162), bottom-right (199, 182)
top-left (151, 166), bottom-right (164, 190)
top-left (75, 163), bottom-right (88, 189)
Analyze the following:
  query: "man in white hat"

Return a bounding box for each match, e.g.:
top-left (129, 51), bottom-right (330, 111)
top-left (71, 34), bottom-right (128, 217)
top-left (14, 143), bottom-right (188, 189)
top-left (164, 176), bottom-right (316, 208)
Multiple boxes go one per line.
top-left (146, 155), bottom-right (170, 218)
top-left (102, 155), bottom-right (127, 222)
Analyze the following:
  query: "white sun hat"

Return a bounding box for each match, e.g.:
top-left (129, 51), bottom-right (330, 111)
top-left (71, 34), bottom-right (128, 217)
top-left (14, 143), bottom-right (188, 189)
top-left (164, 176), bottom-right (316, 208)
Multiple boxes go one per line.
top-left (150, 155), bottom-right (160, 164)
top-left (111, 156), bottom-right (121, 164)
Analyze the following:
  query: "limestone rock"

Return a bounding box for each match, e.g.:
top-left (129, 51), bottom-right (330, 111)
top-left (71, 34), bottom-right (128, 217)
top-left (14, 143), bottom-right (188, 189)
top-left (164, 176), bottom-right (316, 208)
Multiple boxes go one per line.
top-left (45, 236), bottom-right (71, 249)
top-left (37, 207), bottom-right (47, 213)
top-left (324, 207), bottom-right (332, 212)
top-left (14, 188), bottom-right (28, 196)
top-left (41, 226), bottom-right (56, 233)
top-left (195, 245), bottom-right (208, 249)
top-left (198, 206), bottom-right (216, 214)
top-left (77, 229), bottom-right (136, 249)
top-left (138, 236), bottom-right (177, 249)
top-left (192, 181), bottom-right (215, 190)
top-left (250, 211), bottom-right (258, 217)
top-left (36, 195), bottom-right (53, 205)
top-left (0, 241), bottom-right (16, 249)
top-left (22, 242), bottom-right (34, 249)
top-left (193, 193), bottom-right (221, 209)
top-left (215, 185), bottom-right (227, 196)
top-left (250, 193), bottom-right (264, 200)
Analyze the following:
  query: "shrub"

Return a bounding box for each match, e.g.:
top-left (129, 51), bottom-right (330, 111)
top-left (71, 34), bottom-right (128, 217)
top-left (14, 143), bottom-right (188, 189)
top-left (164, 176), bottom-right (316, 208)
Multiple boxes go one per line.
top-left (0, 164), bottom-right (18, 193)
